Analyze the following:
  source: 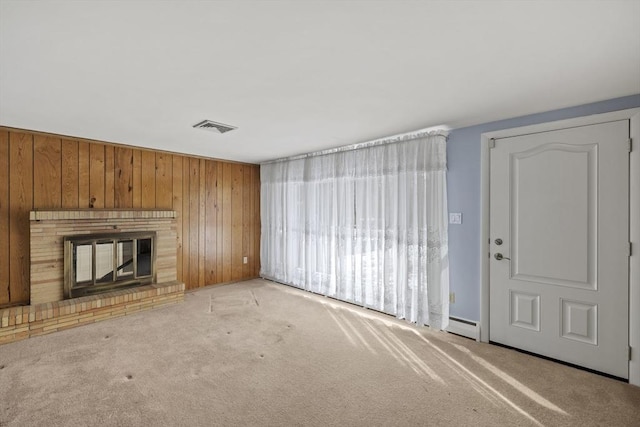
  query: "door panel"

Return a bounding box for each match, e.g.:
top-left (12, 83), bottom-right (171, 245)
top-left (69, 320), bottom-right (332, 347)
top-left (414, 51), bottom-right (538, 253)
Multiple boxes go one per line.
top-left (489, 120), bottom-right (629, 378)
top-left (511, 143), bottom-right (596, 289)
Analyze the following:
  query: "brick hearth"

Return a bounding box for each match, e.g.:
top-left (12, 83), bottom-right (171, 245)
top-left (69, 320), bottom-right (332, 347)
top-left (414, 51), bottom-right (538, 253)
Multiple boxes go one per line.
top-left (0, 282), bottom-right (184, 344)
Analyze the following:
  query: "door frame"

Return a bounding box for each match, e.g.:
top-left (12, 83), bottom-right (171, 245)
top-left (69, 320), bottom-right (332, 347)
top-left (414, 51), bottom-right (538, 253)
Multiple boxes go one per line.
top-left (480, 108), bottom-right (640, 386)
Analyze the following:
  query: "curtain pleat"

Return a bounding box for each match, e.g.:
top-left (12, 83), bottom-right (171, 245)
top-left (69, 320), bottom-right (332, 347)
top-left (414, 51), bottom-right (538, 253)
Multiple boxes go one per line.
top-left (260, 133), bottom-right (449, 329)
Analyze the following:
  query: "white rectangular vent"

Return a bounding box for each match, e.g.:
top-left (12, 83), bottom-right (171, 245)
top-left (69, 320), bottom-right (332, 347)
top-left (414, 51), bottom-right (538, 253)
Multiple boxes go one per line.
top-left (193, 120), bottom-right (237, 134)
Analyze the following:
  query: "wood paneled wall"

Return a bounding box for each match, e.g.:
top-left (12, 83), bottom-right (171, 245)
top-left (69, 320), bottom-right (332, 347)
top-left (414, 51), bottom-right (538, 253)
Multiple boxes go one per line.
top-left (0, 128), bottom-right (260, 306)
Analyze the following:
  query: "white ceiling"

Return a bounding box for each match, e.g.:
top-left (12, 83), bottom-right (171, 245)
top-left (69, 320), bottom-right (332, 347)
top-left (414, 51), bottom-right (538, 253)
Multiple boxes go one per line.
top-left (1, 1), bottom-right (639, 164)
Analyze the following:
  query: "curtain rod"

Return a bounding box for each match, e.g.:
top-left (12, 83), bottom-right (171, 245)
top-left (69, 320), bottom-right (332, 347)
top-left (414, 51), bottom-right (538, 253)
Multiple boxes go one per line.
top-left (261, 128), bottom-right (449, 165)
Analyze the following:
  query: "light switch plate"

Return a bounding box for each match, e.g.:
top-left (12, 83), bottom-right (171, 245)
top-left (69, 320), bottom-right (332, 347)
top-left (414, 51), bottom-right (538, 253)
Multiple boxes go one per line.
top-left (449, 213), bottom-right (462, 225)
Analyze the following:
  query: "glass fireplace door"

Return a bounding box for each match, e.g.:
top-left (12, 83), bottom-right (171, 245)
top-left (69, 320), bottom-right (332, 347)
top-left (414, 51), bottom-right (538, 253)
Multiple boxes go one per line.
top-left (65, 232), bottom-right (156, 298)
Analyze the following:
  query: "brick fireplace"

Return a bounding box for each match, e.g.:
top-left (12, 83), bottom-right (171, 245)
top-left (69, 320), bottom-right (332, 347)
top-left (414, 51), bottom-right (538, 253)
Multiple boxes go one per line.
top-left (30, 209), bottom-right (179, 304)
top-left (0, 210), bottom-right (185, 344)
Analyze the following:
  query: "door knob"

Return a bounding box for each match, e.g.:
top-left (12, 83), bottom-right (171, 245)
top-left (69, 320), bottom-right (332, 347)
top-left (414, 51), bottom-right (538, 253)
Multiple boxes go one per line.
top-left (494, 253), bottom-right (511, 261)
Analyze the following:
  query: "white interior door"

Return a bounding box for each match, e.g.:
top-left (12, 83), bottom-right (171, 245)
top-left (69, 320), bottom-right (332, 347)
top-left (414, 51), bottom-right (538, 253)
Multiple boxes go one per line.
top-left (489, 120), bottom-right (629, 378)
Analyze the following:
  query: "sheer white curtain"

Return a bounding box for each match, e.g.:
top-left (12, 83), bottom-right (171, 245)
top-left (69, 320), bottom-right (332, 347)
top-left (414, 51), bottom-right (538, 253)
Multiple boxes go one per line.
top-left (261, 132), bottom-right (449, 329)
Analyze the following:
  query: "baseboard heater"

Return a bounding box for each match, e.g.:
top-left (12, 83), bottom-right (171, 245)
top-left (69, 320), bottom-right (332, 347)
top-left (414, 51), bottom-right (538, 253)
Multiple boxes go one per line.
top-left (446, 317), bottom-right (480, 341)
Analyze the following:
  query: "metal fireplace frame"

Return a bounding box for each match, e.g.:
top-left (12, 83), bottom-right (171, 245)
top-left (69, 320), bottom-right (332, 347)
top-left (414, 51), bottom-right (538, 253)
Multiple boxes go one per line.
top-left (63, 231), bottom-right (157, 299)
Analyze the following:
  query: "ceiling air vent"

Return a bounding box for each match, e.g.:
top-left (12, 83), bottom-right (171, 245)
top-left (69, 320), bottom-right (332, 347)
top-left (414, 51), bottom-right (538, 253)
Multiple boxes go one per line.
top-left (193, 120), bottom-right (237, 134)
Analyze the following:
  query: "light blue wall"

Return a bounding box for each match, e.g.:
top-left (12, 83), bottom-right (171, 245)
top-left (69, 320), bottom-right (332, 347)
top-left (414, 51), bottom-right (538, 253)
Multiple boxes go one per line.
top-left (447, 94), bottom-right (640, 321)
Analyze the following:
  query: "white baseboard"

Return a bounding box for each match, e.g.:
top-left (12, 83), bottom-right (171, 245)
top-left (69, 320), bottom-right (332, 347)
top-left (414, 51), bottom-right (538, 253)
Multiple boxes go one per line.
top-left (446, 317), bottom-right (480, 341)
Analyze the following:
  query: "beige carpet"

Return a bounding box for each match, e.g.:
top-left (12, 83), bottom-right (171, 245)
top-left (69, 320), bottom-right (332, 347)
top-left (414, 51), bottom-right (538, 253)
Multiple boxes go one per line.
top-left (0, 279), bottom-right (638, 426)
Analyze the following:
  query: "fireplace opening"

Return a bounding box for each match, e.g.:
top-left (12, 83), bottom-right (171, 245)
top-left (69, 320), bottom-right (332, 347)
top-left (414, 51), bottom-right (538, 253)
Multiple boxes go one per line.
top-left (64, 232), bottom-right (157, 298)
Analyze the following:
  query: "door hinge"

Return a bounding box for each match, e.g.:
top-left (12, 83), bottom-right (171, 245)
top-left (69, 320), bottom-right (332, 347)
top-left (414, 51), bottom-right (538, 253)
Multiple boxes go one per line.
top-left (629, 242), bottom-right (633, 257)
top-left (489, 139), bottom-right (496, 149)
top-left (630, 346), bottom-right (633, 361)
top-left (629, 138), bottom-right (632, 152)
